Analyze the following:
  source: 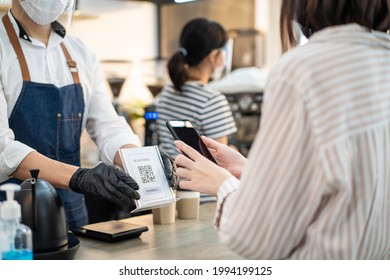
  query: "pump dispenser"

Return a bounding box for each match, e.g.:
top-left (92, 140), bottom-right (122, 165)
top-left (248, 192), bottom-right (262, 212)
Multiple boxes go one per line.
top-left (0, 200), bottom-right (5, 258)
top-left (0, 183), bottom-right (33, 260)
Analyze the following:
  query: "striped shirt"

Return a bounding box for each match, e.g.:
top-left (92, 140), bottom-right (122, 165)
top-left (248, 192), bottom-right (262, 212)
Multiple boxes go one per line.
top-left (215, 24), bottom-right (390, 259)
top-left (156, 81), bottom-right (237, 157)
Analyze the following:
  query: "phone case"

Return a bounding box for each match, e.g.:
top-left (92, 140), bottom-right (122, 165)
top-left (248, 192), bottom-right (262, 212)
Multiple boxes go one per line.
top-left (166, 123), bottom-right (180, 140)
top-left (166, 120), bottom-right (217, 163)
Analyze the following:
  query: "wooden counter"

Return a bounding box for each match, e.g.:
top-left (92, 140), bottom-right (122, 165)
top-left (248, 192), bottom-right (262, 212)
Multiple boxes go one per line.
top-left (74, 202), bottom-right (242, 260)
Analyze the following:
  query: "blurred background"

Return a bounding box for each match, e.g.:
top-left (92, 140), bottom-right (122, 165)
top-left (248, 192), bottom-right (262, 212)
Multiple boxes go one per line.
top-left (0, 0), bottom-right (283, 165)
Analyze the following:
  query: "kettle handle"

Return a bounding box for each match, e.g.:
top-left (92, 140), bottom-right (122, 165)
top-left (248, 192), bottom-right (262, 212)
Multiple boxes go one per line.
top-left (30, 169), bottom-right (40, 230)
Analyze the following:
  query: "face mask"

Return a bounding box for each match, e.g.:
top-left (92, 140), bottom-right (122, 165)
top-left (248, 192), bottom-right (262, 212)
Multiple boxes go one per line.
top-left (299, 24), bottom-right (315, 38)
top-left (20, 0), bottom-right (69, 26)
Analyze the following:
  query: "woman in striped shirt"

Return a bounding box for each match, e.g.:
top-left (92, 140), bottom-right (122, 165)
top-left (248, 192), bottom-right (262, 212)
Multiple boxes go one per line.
top-left (174, 0), bottom-right (390, 259)
top-left (156, 18), bottom-right (237, 157)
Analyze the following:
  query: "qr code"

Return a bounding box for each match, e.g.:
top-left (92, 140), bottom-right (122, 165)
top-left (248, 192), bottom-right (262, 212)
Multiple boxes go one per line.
top-left (138, 165), bottom-right (156, 183)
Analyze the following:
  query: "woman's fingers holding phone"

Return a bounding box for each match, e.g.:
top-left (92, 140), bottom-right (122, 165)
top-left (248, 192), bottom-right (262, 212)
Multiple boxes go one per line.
top-left (175, 140), bottom-right (204, 162)
top-left (174, 142), bottom-right (232, 195)
top-left (200, 135), bottom-right (247, 178)
top-left (200, 135), bottom-right (220, 150)
top-left (175, 153), bottom-right (194, 170)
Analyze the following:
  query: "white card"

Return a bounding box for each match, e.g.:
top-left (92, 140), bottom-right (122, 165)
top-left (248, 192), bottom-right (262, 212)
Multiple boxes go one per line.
top-left (119, 146), bottom-right (176, 212)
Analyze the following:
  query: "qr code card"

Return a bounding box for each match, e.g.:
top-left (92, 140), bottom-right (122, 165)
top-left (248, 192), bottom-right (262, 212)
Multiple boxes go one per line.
top-left (138, 165), bottom-right (156, 183)
top-left (119, 146), bottom-right (175, 211)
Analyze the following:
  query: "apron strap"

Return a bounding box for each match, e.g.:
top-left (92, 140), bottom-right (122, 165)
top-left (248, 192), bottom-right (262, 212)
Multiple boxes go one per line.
top-left (2, 13), bottom-right (31, 81)
top-left (2, 13), bottom-right (81, 84)
top-left (60, 42), bottom-right (81, 84)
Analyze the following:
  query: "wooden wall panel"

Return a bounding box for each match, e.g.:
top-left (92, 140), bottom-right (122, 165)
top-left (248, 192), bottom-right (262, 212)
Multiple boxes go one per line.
top-left (160, 0), bottom-right (255, 59)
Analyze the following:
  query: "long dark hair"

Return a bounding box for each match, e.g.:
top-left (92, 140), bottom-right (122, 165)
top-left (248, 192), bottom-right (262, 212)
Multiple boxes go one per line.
top-left (168, 18), bottom-right (227, 91)
top-left (280, 0), bottom-right (390, 52)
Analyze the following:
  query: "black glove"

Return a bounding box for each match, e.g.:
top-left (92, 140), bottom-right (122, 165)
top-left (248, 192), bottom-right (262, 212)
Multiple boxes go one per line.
top-left (69, 162), bottom-right (140, 207)
top-left (160, 151), bottom-right (179, 189)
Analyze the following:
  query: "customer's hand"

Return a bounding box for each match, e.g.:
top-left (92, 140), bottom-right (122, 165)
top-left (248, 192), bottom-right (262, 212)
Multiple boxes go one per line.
top-left (174, 141), bottom-right (233, 195)
top-left (69, 162), bottom-right (140, 206)
top-left (200, 136), bottom-right (247, 179)
top-left (160, 151), bottom-right (179, 189)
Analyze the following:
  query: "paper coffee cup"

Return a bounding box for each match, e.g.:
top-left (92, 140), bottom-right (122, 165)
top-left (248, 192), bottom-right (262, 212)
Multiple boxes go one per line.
top-left (152, 201), bottom-right (176, 224)
top-left (176, 191), bottom-right (200, 219)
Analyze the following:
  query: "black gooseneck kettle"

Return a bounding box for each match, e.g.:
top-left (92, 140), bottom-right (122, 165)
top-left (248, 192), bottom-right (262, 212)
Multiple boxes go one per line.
top-left (14, 170), bottom-right (70, 254)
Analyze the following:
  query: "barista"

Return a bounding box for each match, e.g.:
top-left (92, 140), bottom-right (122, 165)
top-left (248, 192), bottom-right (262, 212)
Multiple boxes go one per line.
top-left (0, 0), bottom-right (175, 229)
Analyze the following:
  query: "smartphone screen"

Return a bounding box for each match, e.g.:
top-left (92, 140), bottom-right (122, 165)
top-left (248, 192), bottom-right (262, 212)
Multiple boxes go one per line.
top-left (166, 120), bottom-right (217, 163)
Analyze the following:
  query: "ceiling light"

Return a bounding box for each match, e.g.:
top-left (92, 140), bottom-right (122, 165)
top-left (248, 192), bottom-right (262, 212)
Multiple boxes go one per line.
top-left (174, 0), bottom-right (197, 3)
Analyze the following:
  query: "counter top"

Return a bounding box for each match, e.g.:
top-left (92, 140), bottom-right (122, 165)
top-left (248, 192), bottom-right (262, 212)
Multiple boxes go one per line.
top-left (74, 202), bottom-right (242, 260)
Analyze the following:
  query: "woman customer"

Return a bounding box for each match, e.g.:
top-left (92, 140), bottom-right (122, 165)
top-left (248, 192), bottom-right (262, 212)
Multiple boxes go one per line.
top-left (174, 0), bottom-right (390, 259)
top-left (156, 18), bottom-right (237, 157)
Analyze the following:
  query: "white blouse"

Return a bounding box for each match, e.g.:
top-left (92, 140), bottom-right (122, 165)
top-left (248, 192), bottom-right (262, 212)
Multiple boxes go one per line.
top-left (215, 24), bottom-right (390, 259)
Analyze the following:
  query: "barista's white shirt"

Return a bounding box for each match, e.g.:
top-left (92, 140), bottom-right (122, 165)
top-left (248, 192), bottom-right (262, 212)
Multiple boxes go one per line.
top-left (0, 12), bottom-right (140, 182)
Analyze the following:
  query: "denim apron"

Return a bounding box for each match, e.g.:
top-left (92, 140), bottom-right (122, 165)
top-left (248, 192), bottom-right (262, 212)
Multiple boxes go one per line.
top-left (1, 14), bottom-right (88, 229)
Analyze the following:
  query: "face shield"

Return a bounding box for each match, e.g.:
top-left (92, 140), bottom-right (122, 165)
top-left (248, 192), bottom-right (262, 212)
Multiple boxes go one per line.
top-left (211, 41), bottom-right (230, 81)
top-left (19, 0), bottom-right (76, 28)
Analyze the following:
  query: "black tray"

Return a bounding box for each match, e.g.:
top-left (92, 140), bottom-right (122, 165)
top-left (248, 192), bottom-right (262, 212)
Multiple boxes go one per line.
top-left (72, 220), bottom-right (148, 243)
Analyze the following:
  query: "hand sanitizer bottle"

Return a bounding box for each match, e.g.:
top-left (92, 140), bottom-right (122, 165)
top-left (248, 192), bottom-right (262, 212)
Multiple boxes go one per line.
top-left (0, 201), bottom-right (5, 259)
top-left (0, 184), bottom-right (33, 260)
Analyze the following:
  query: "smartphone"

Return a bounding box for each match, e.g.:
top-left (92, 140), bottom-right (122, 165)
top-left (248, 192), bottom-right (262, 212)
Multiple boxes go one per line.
top-left (166, 120), bottom-right (217, 164)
